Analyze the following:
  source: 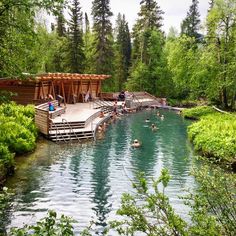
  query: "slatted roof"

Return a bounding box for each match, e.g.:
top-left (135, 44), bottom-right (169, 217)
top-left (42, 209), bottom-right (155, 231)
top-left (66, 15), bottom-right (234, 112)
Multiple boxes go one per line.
top-left (0, 73), bottom-right (111, 83)
top-left (35, 73), bottom-right (111, 81)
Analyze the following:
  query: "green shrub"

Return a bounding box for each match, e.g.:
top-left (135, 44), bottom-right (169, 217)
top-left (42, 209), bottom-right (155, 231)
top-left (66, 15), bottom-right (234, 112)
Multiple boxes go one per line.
top-left (182, 106), bottom-right (216, 119)
top-left (168, 98), bottom-right (199, 108)
top-left (0, 144), bottom-right (14, 168)
top-left (0, 103), bottom-right (37, 181)
top-left (188, 113), bottom-right (236, 164)
top-left (0, 144), bottom-right (14, 182)
top-left (0, 120), bottom-right (36, 154)
top-left (0, 102), bottom-right (35, 119)
top-left (10, 210), bottom-right (76, 236)
top-left (110, 168), bottom-right (235, 235)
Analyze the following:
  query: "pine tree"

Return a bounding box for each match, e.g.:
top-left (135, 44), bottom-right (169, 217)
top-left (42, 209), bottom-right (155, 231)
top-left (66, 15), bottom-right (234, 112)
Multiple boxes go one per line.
top-left (208, 0), bottom-right (215, 10)
top-left (83, 12), bottom-right (95, 73)
top-left (132, 0), bottom-right (164, 64)
top-left (67, 0), bottom-right (85, 73)
top-left (138, 0), bottom-right (164, 30)
top-left (56, 6), bottom-right (66, 37)
top-left (91, 0), bottom-right (114, 78)
top-left (128, 0), bottom-right (165, 94)
top-left (181, 0), bottom-right (201, 40)
top-left (114, 13), bottom-right (131, 90)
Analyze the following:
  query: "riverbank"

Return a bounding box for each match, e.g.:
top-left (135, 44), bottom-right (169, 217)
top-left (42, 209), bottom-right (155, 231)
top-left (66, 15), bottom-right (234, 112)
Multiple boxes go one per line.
top-left (0, 103), bottom-right (37, 186)
top-left (182, 106), bottom-right (236, 171)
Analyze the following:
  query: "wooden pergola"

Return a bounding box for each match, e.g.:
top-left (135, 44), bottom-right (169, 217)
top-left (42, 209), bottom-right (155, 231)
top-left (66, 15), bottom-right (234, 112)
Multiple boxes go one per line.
top-left (0, 73), bottom-right (111, 105)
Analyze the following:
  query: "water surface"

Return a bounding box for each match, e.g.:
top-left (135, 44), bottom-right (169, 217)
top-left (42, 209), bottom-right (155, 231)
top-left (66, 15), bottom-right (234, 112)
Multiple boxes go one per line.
top-left (3, 109), bottom-right (195, 235)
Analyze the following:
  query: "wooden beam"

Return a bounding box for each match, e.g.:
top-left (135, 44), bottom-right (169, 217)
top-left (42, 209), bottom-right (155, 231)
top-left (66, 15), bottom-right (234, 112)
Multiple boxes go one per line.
top-left (41, 81), bottom-right (46, 99)
top-left (51, 81), bottom-right (56, 99)
top-left (61, 81), bottom-right (66, 106)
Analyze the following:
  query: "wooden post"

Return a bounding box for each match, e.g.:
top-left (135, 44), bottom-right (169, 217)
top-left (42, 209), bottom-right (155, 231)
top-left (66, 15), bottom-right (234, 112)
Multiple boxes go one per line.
top-left (68, 81), bottom-right (72, 103)
top-left (61, 81), bottom-right (66, 106)
top-left (71, 81), bottom-right (76, 103)
top-left (41, 81), bottom-right (46, 99)
top-left (97, 80), bottom-right (101, 98)
top-left (51, 81), bottom-right (56, 99)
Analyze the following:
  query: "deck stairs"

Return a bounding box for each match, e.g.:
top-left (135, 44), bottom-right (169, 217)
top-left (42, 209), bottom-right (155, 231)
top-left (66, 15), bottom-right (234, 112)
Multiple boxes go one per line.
top-left (49, 119), bottom-right (94, 142)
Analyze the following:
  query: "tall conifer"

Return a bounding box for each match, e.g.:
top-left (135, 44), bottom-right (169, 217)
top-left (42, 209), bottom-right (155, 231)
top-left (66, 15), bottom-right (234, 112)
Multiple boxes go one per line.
top-left (67, 0), bottom-right (85, 73)
top-left (56, 6), bottom-right (66, 37)
top-left (114, 14), bottom-right (131, 90)
top-left (91, 0), bottom-right (114, 78)
top-left (132, 0), bottom-right (164, 64)
top-left (181, 0), bottom-right (201, 40)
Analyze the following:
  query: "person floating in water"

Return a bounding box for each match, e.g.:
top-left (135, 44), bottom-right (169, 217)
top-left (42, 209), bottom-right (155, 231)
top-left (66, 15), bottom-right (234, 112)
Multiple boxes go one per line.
top-left (145, 118), bottom-right (150, 122)
top-left (151, 124), bottom-right (158, 131)
top-left (131, 139), bottom-right (141, 148)
top-left (99, 111), bottom-right (105, 118)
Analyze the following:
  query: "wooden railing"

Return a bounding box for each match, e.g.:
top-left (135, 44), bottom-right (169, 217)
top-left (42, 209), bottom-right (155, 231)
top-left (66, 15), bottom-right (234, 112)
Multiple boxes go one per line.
top-left (35, 100), bottom-right (66, 135)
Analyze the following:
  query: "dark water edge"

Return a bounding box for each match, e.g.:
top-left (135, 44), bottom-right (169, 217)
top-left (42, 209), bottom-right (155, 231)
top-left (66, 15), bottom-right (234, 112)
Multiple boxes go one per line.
top-left (2, 109), bottom-right (196, 235)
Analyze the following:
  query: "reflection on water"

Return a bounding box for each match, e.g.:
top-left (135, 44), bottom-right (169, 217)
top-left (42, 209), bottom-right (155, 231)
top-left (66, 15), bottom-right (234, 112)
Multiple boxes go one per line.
top-left (3, 109), bottom-right (195, 235)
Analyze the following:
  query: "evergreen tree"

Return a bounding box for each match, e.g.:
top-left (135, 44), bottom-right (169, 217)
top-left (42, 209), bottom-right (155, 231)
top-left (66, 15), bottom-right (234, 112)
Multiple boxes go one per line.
top-left (52, 5), bottom-right (68, 72)
top-left (128, 0), bottom-right (164, 94)
top-left (91, 0), bottom-right (114, 83)
top-left (56, 6), bottom-right (66, 37)
top-left (114, 14), bottom-right (131, 90)
top-left (83, 12), bottom-right (95, 73)
top-left (137, 0), bottom-right (164, 30)
top-left (84, 12), bottom-right (90, 52)
top-left (209, 0), bottom-right (215, 10)
top-left (132, 0), bottom-right (164, 64)
top-left (181, 0), bottom-right (201, 40)
top-left (67, 0), bottom-right (85, 73)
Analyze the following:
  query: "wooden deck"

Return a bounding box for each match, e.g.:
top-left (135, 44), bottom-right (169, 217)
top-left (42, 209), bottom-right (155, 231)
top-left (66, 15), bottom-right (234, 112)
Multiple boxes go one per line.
top-left (53, 103), bottom-right (98, 123)
top-left (35, 92), bottom-right (162, 142)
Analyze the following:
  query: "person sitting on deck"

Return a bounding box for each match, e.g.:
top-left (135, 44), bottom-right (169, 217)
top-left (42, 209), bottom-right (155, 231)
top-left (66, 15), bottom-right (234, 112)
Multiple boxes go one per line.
top-left (131, 139), bottom-right (141, 148)
top-left (118, 90), bottom-right (125, 101)
top-left (47, 94), bottom-right (54, 101)
top-left (113, 101), bottom-right (118, 114)
top-left (121, 102), bottom-right (128, 114)
top-left (56, 94), bottom-right (64, 107)
top-left (48, 102), bottom-right (55, 111)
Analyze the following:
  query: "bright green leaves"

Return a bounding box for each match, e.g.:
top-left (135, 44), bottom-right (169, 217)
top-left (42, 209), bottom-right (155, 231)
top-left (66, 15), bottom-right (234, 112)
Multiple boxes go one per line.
top-left (0, 103), bottom-right (37, 182)
top-left (184, 106), bottom-right (236, 165)
top-left (110, 169), bottom-right (189, 236)
top-left (10, 210), bottom-right (75, 236)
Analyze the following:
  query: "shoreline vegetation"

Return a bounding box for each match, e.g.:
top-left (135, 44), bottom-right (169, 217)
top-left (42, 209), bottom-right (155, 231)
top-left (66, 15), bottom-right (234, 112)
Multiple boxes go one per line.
top-left (0, 103), bottom-right (37, 186)
top-left (182, 106), bottom-right (236, 171)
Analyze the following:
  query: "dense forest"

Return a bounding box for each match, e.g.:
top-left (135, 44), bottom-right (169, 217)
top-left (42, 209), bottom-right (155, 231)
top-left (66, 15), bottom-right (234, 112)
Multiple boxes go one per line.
top-left (0, 0), bottom-right (236, 109)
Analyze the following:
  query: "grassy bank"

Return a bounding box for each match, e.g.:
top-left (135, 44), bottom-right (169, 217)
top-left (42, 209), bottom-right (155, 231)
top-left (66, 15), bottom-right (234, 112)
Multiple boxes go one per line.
top-left (182, 106), bottom-right (236, 169)
top-left (0, 103), bottom-right (37, 185)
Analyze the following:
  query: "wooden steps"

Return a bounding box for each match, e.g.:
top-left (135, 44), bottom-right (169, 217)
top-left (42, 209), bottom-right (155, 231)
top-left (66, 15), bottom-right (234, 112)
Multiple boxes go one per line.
top-left (48, 119), bottom-right (94, 142)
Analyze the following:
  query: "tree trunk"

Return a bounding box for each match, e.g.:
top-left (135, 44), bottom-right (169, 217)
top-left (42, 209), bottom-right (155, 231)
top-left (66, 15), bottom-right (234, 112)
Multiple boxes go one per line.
top-left (222, 87), bottom-right (228, 109)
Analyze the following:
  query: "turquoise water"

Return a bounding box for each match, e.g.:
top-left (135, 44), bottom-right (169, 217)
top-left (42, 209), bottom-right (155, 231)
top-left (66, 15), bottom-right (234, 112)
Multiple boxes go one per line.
top-left (3, 109), bottom-right (195, 235)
